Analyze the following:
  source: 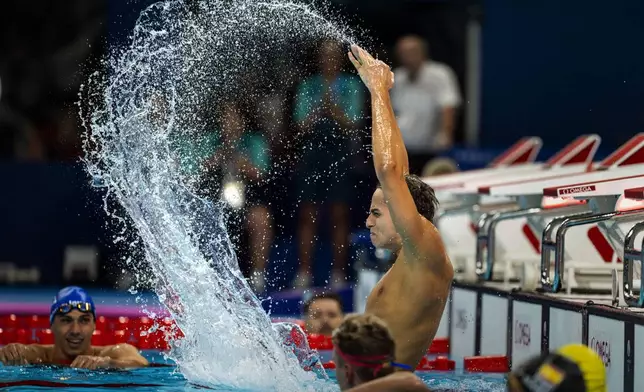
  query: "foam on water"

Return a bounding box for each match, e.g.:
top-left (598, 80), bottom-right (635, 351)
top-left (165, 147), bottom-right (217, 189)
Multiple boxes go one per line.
top-left (79, 0), bottom-right (361, 390)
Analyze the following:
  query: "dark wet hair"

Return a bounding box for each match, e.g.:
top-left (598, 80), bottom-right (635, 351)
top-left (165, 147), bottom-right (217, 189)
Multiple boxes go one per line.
top-left (378, 174), bottom-right (439, 222)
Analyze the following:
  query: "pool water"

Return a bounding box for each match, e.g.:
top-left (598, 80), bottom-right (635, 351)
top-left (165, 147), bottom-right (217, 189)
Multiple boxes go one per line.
top-left (0, 351), bottom-right (507, 391)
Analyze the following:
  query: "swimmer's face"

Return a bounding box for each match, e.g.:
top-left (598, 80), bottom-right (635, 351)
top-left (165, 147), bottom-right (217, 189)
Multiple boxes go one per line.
top-left (332, 351), bottom-right (355, 391)
top-left (319, 41), bottom-right (343, 76)
top-left (52, 310), bottom-right (95, 358)
top-left (366, 188), bottom-right (402, 251)
top-left (305, 298), bottom-right (343, 336)
top-left (396, 36), bottom-right (426, 72)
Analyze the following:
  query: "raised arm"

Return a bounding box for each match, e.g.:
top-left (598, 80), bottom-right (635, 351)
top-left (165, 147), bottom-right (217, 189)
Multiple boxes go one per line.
top-left (348, 45), bottom-right (427, 255)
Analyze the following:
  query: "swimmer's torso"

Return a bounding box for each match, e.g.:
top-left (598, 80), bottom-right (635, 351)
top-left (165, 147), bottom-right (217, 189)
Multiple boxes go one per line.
top-left (365, 238), bottom-right (452, 369)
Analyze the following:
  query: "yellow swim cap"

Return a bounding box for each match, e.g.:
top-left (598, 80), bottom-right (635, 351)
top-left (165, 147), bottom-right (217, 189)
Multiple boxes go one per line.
top-left (509, 343), bottom-right (606, 392)
top-left (555, 344), bottom-right (606, 392)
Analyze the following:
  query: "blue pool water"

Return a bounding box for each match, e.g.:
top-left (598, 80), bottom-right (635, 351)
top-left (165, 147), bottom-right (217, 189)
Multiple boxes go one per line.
top-left (0, 351), bottom-right (507, 391)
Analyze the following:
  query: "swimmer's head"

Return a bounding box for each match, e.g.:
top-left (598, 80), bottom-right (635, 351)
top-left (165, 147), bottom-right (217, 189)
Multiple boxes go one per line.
top-left (332, 314), bottom-right (397, 391)
top-left (507, 343), bottom-right (606, 392)
top-left (318, 39), bottom-right (344, 77)
top-left (395, 35), bottom-right (428, 72)
top-left (367, 175), bottom-right (438, 250)
top-left (50, 286), bottom-right (96, 358)
top-left (303, 292), bottom-right (344, 336)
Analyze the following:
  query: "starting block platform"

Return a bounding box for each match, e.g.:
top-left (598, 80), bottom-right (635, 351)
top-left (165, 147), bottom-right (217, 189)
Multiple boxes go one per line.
top-left (427, 133), bottom-right (644, 392)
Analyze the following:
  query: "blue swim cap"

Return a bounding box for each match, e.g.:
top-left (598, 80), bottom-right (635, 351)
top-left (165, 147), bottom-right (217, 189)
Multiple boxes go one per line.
top-left (50, 286), bottom-right (96, 325)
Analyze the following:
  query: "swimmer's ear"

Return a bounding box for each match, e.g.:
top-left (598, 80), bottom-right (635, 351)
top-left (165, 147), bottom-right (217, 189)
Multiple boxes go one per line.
top-left (345, 364), bottom-right (355, 385)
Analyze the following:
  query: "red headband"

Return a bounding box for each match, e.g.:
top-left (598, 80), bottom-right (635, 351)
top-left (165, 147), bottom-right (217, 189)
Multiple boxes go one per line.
top-left (334, 346), bottom-right (393, 378)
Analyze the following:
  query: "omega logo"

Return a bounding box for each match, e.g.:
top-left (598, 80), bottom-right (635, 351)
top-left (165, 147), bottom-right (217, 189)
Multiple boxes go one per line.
top-left (590, 337), bottom-right (611, 368)
top-left (514, 320), bottom-right (531, 347)
top-left (455, 309), bottom-right (468, 330)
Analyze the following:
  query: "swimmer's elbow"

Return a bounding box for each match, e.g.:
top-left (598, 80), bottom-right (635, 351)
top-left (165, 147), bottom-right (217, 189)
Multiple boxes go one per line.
top-left (375, 162), bottom-right (401, 179)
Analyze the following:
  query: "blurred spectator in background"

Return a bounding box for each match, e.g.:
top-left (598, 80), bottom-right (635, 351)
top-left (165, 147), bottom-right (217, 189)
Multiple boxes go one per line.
top-left (303, 292), bottom-right (344, 336)
top-left (0, 0), bottom-right (105, 161)
top-left (205, 102), bottom-right (273, 293)
top-left (173, 101), bottom-right (272, 293)
top-left (293, 39), bottom-right (365, 289)
top-left (0, 105), bottom-right (44, 160)
top-left (391, 35), bottom-right (461, 175)
top-left (421, 157), bottom-right (459, 178)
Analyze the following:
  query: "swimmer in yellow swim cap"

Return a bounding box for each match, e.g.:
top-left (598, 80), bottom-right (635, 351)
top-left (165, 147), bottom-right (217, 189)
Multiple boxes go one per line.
top-left (507, 343), bottom-right (606, 392)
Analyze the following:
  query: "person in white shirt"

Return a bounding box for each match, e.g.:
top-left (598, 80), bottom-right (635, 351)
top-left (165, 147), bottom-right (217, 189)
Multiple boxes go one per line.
top-left (391, 35), bottom-right (462, 174)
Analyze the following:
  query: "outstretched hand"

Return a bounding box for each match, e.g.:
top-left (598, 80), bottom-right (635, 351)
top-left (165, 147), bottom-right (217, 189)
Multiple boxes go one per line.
top-left (347, 45), bottom-right (394, 93)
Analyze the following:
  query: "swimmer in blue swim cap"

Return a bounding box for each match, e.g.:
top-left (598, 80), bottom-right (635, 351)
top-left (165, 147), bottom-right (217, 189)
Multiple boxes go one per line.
top-left (0, 286), bottom-right (148, 369)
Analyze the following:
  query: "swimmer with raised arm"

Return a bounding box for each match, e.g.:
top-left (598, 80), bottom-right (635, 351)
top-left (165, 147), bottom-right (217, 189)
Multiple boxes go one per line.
top-left (333, 313), bottom-right (429, 392)
top-left (347, 45), bottom-right (454, 369)
top-left (0, 286), bottom-right (148, 369)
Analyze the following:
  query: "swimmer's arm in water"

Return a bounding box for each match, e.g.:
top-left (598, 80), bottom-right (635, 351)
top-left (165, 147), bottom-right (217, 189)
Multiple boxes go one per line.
top-left (345, 372), bottom-right (430, 392)
top-left (93, 343), bottom-right (149, 368)
top-left (0, 343), bottom-right (49, 365)
top-left (349, 45), bottom-right (448, 267)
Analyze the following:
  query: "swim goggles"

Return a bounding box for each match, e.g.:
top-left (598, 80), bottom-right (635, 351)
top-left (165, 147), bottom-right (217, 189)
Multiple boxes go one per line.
top-left (54, 301), bottom-right (94, 315)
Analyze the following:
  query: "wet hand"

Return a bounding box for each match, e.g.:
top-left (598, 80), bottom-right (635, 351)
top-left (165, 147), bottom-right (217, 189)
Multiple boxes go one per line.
top-left (70, 355), bottom-right (112, 370)
top-left (348, 44), bottom-right (394, 93)
top-left (0, 344), bottom-right (30, 366)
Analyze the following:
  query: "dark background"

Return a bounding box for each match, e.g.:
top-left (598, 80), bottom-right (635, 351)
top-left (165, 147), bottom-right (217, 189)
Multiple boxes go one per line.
top-left (1, 0), bottom-right (642, 287)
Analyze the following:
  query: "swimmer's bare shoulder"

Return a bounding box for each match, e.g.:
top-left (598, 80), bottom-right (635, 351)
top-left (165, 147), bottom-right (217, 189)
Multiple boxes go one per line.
top-left (346, 371), bottom-right (430, 392)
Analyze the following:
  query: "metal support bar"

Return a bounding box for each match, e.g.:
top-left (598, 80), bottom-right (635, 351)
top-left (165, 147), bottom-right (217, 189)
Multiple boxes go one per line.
top-left (475, 203), bottom-right (590, 281)
top-left (545, 209), bottom-right (644, 293)
top-left (475, 207), bottom-right (541, 280)
top-left (623, 221), bottom-right (644, 307)
top-left (435, 205), bottom-right (479, 228)
top-left (474, 209), bottom-right (513, 277)
top-left (540, 212), bottom-right (596, 290)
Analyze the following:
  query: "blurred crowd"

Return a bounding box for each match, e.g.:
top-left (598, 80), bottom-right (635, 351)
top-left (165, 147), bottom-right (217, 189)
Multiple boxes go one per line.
top-left (0, 0), bottom-right (106, 161)
top-left (0, 2), bottom-right (461, 293)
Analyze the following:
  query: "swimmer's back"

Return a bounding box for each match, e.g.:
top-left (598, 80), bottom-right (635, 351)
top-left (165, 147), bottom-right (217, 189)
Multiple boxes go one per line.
top-left (366, 220), bottom-right (453, 369)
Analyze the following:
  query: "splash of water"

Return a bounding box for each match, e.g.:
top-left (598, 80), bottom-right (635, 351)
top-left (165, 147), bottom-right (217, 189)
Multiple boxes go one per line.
top-left (79, 0), bottom-right (361, 390)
